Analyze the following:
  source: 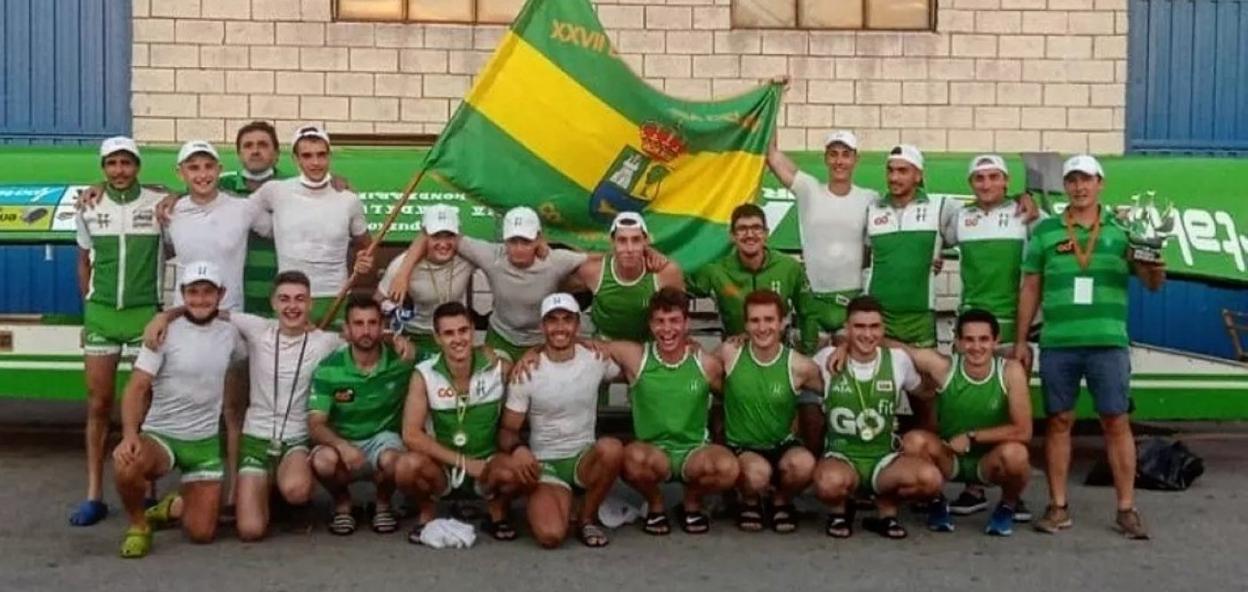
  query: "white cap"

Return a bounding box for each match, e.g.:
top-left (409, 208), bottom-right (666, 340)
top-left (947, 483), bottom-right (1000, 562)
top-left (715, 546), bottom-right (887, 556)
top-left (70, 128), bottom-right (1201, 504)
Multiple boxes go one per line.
top-left (887, 144), bottom-right (924, 171)
top-left (540, 292), bottom-right (581, 318)
top-left (609, 211), bottom-right (648, 236)
top-left (823, 130), bottom-right (859, 151)
top-left (967, 154), bottom-right (1008, 177)
top-left (502, 206), bottom-right (542, 240)
top-left (291, 125), bottom-right (331, 148)
top-left (180, 260), bottom-right (223, 289)
top-left (421, 204), bottom-right (460, 235)
top-left (1062, 154), bottom-right (1105, 179)
top-left (177, 140), bottom-right (220, 165)
top-left (99, 136), bottom-right (140, 161)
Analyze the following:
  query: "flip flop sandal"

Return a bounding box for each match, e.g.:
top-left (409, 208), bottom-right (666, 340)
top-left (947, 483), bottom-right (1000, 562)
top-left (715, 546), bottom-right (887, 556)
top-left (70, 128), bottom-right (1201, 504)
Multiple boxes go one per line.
top-left (144, 493), bottom-right (180, 530)
top-left (481, 517), bottom-right (518, 541)
top-left (825, 512), bottom-right (854, 538)
top-left (407, 522), bottom-right (428, 545)
top-left (680, 506), bottom-right (710, 535)
top-left (578, 523), bottom-right (610, 548)
top-left (642, 511), bottom-right (671, 536)
top-left (329, 511), bottom-right (357, 536)
top-left (371, 506), bottom-right (398, 534)
top-left (736, 502), bottom-right (765, 532)
top-left (863, 516), bottom-right (908, 539)
top-left (69, 500), bottom-right (108, 527)
top-left (119, 527), bottom-right (153, 559)
top-left (771, 503), bottom-right (799, 534)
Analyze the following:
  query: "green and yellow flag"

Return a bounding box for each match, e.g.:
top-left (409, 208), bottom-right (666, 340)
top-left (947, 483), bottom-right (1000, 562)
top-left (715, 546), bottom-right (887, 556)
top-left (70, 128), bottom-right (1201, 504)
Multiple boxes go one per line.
top-left (424, 0), bottom-right (781, 270)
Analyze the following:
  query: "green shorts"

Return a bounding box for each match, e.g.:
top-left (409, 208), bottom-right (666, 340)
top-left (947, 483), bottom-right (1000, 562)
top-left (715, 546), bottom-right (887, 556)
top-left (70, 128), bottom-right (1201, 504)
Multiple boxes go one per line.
top-left (145, 431), bottom-right (224, 483)
top-left (239, 433), bottom-right (309, 477)
top-left (484, 328), bottom-right (532, 363)
top-left (660, 443), bottom-right (710, 483)
top-left (799, 290), bottom-right (859, 353)
top-left (539, 445), bottom-right (592, 491)
top-left (310, 296), bottom-right (341, 329)
top-left (83, 302), bottom-right (157, 356)
top-left (824, 451), bottom-right (900, 495)
top-left (950, 452), bottom-right (986, 485)
top-left (883, 309), bottom-right (936, 348)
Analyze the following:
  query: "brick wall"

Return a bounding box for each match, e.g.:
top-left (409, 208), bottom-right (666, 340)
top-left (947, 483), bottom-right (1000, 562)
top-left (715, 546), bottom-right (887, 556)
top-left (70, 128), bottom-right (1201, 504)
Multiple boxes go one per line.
top-left (133, 0), bottom-right (1127, 154)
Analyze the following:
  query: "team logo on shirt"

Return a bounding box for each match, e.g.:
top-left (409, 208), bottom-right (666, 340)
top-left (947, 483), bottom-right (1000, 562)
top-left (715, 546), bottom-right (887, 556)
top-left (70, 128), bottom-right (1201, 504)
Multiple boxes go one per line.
top-left (964, 214), bottom-right (981, 228)
top-left (132, 209), bottom-right (155, 228)
top-left (334, 388), bottom-right (355, 403)
top-left (588, 122), bottom-right (687, 223)
top-left (875, 380), bottom-right (893, 392)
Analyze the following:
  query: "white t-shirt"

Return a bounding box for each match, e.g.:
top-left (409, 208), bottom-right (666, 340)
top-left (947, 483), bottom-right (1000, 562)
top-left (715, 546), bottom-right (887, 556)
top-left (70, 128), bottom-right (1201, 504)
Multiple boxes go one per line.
top-left (457, 237), bottom-right (588, 346)
top-left (377, 252), bottom-right (475, 335)
top-left (166, 192), bottom-right (271, 311)
top-left (790, 171), bottom-right (878, 293)
top-left (136, 317), bottom-right (245, 440)
top-left (812, 346), bottom-right (922, 413)
top-left (230, 312), bottom-right (344, 442)
top-left (252, 178), bottom-right (368, 297)
top-left (504, 345), bottom-right (620, 460)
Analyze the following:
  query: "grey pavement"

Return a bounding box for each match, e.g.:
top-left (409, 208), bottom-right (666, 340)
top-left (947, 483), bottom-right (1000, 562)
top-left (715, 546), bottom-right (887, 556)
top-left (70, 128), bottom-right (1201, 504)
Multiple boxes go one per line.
top-left (1, 402), bottom-right (1246, 592)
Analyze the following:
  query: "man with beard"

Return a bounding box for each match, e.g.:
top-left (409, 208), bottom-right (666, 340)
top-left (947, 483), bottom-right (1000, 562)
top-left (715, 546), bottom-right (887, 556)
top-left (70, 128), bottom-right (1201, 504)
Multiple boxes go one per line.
top-left (811, 296), bottom-right (943, 539)
top-left (113, 262), bottom-right (243, 557)
top-left (395, 302), bottom-right (520, 543)
top-left (308, 297), bottom-right (416, 536)
top-left (711, 290), bottom-right (823, 533)
top-left (497, 293), bottom-right (625, 548)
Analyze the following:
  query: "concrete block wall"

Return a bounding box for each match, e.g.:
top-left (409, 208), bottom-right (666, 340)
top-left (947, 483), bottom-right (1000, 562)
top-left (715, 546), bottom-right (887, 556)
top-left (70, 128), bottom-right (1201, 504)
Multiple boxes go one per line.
top-left (134, 0), bottom-right (1127, 153)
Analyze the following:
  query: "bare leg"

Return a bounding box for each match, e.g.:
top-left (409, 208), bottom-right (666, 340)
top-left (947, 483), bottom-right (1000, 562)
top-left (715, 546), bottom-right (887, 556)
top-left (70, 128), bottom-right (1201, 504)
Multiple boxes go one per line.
top-left (575, 437), bottom-right (624, 526)
top-left (234, 472), bottom-right (271, 542)
top-left (682, 445), bottom-right (739, 515)
top-left (180, 481), bottom-right (222, 544)
top-left (621, 441), bottom-right (669, 515)
top-left (84, 354), bottom-right (121, 504)
top-left (981, 442), bottom-right (1031, 505)
top-left (775, 447), bottom-right (816, 505)
top-left (526, 484), bottom-right (572, 549)
top-left (221, 362), bottom-right (248, 508)
top-left (1044, 412), bottom-right (1075, 507)
top-left (114, 436), bottom-right (171, 530)
top-left (1100, 414), bottom-right (1137, 511)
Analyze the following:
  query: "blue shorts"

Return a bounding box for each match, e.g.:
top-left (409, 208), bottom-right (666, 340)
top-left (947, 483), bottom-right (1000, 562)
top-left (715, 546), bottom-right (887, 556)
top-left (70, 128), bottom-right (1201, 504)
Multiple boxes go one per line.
top-left (1038, 346), bottom-right (1131, 416)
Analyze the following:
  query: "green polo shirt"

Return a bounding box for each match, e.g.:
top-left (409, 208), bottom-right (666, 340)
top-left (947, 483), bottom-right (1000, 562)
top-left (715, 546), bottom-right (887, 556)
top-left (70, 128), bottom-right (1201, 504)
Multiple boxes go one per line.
top-left (308, 345), bottom-right (414, 440)
top-left (687, 247), bottom-right (809, 336)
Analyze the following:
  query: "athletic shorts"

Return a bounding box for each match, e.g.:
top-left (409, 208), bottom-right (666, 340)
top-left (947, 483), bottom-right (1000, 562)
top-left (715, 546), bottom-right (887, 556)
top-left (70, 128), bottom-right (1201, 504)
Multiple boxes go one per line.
top-left (440, 454), bottom-right (496, 499)
top-left (312, 430), bottom-right (405, 480)
top-left (882, 309), bottom-right (937, 349)
top-left (949, 452), bottom-right (986, 485)
top-left (657, 443), bottom-right (710, 483)
top-left (239, 433), bottom-right (309, 477)
top-left (1039, 346), bottom-right (1131, 416)
top-left (82, 302), bottom-right (157, 356)
top-left (823, 451), bottom-right (900, 496)
top-left (145, 431), bottom-right (224, 483)
top-left (799, 290), bottom-right (859, 352)
top-left (539, 445), bottom-right (592, 491)
top-left (730, 439), bottom-right (804, 486)
top-left (484, 328), bottom-right (531, 364)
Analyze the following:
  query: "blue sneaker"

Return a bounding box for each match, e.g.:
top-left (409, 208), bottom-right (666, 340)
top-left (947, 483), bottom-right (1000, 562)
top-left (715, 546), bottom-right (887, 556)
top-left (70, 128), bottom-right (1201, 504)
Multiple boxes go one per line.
top-left (985, 502), bottom-right (1015, 536)
top-left (69, 499), bottom-right (109, 527)
top-left (926, 496), bottom-right (954, 532)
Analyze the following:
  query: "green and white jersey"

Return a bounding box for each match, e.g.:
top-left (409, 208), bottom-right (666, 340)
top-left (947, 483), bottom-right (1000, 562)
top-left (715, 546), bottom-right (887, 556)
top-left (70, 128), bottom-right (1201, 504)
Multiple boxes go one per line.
top-left (629, 344), bottom-right (712, 452)
top-left (417, 349), bottom-right (506, 460)
top-left (308, 345), bottom-right (414, 441)
top-left (75, 185), bottom-right (165, 309)
top-left (1022, 207), bottom-right (1131, 348)
top-left (135, 317), bottom-right (245, 440)
top-left (813, 346), bottom-right (921, 460)
top-left (864, 191), bottom-right (958, 314)
top-left (949, 202), bottom-right (1030, 342)
top-left (590, 256), bottom-right (658, 342)
top-left (723, 343), bottom-right (798, 449)
top-left (937, 355), bottom-right (1010, 450)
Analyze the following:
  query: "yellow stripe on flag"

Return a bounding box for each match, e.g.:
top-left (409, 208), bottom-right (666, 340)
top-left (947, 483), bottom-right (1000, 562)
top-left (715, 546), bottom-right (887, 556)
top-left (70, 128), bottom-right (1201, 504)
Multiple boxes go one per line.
top-left (467, 32), bottom-right (765, 224)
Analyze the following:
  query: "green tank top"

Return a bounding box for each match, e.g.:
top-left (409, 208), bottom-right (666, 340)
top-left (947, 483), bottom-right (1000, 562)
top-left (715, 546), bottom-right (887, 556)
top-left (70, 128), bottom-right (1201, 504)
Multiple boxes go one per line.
top-left (630, 343), bottom-right (710, 452)
top-left (591, 256), bottom-right (658, 341)
top-left (724, 344), bottom-right (797, 449)
top-left (822, 347), bottom-right (898, 459)
top-left (937, 355), bottom-right (1010, 451)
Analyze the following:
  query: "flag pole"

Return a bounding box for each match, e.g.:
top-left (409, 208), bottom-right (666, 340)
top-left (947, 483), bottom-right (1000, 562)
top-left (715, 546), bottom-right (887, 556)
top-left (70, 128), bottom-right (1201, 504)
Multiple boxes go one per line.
top-left (318, 161), bottom-right (431, 329)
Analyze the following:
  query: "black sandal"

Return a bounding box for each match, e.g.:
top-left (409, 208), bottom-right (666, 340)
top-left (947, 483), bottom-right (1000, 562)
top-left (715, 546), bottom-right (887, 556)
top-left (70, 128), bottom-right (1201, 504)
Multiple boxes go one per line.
top-left (481, 517), bottom-right (517, 541)
top-left (736, 502), bottom-right (765, 532)
top-left (863, 515), bottom-right (908, 539)
top-left (642, 510), bottom-right (671, 536)
top-left (681, 505), bottom-right (710, 535)
top-left (771, 503), bottom-right (798, 534)
top-left (825, 511), bottom-right (854, 538)
top-left (329, 511), bottom-right (356, 536)
top-left (578, 522), bottom-right (610, 548)
top-left (371, 506), bottom-right (398, 534)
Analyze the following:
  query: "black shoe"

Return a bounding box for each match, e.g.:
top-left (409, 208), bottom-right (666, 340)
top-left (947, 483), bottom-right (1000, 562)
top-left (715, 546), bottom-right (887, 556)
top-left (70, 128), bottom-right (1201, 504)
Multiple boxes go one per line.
top-left (948, 490), bottom-right (989, 515)
top-left (1012, 499), bottom-right (1033, 523)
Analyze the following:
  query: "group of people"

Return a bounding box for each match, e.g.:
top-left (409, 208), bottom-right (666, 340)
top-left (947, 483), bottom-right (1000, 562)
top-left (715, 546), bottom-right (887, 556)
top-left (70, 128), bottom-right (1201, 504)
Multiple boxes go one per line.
top-left (69, 109), bottom-right (1164, 557)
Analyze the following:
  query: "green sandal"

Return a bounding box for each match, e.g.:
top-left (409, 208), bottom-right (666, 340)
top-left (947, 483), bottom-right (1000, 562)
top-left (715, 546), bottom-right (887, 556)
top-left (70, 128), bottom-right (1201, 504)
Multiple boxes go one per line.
top-left (144, 493), bottom-right (179, 530)
top-left (119, 527), bottom-right (153, 559)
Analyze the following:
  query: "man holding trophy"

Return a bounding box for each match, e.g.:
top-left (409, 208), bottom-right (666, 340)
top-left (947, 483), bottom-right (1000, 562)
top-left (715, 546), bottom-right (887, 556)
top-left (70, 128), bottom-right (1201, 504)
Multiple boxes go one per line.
top-left (1013, 155), bottom-right (1168, 540)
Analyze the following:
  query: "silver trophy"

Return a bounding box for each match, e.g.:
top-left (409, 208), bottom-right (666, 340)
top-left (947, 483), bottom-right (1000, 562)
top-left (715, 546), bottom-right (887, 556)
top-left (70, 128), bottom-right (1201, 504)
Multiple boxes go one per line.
top-left (1119, 191), bottom-right (1178, 264)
